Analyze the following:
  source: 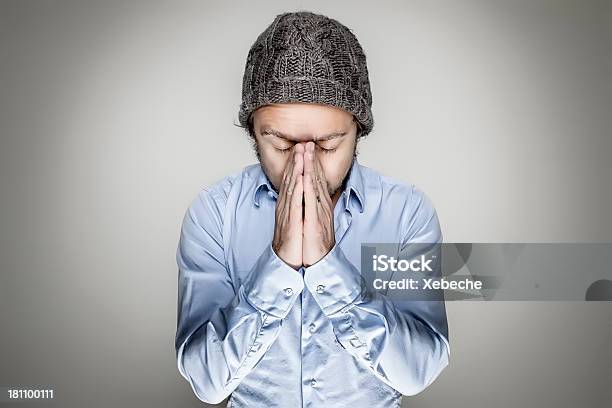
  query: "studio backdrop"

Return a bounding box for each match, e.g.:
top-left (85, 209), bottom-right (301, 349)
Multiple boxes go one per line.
top-left (0, 1), bottom-right (610, 407)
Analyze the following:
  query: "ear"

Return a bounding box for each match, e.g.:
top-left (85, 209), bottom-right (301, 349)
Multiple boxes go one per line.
top-left (247, 116), bottom-right (256, 139)
top-left (352, 116), bottom-right (363, 139)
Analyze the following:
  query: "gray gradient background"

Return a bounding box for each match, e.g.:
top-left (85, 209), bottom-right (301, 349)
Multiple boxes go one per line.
top-left (1, 0), bottom-right (611, 407)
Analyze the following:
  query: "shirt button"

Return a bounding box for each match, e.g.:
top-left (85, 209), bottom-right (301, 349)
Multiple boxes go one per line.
top-left (350, 337), bottom-right (363, 348)
top-left (283, 288), bottom-right (294, 297)
top-left (316, 284), bottom-right (325, 294)
top-left (248, 343), bottom-right (262, 355)
top-left (309, 323), bottom-right (316, 333)
top-left (310, 379), bottom-right (317, 387)
top-left (267, 190), bottom-right (274, 197)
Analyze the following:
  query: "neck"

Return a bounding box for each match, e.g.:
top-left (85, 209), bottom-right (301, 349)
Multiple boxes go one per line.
top-left (331, 189), bottom-right (342, 209)
top-left (330, 162), bottom-right (353, 209)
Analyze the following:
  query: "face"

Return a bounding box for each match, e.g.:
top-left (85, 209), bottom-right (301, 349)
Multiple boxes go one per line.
top-left (250, 103), bottom-right (358, 201)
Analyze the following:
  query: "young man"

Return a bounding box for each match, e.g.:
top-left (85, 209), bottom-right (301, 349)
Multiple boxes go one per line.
top-left (175, 11), bottom-right (450, 407)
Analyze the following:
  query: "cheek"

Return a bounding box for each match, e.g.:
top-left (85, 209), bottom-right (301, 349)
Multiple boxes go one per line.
top-left (259, 147), bottom-right (290, 187)
top-left (318, 158), bottom-right (341, 184)
top-left (319, 150), bottom-right (353, 183)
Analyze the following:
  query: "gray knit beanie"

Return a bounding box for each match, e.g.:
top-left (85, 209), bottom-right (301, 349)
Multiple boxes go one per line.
top-left (238, 11), bottom-right (374, 138)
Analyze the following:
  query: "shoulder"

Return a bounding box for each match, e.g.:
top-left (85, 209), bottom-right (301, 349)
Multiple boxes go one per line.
top-left (360, 163), bottom-right (434, 211)
top-left (360, 163), bottom-right (441, 243)
top-left (185, 164), bottom-right (258, 229)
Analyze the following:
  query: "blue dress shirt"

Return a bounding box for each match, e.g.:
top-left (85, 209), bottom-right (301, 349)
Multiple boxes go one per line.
top-left (175, 158), bottom-right (450, 407)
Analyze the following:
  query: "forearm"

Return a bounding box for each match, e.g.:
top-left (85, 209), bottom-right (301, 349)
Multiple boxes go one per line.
top-left (177, 243), bottom-right (305, 404)
top-left (304, 243), bottom-right (450, 396)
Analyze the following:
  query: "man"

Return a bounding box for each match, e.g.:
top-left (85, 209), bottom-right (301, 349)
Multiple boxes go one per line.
top-left (175, 11), bottom-right (450, 407)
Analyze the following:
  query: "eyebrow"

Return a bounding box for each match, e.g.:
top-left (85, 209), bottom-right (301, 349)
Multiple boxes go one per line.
top-left (261, 128), bottom-right (347, 141)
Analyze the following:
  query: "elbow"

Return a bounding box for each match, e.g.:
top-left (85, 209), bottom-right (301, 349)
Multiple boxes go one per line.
top-left (177, 349), bottom-right (231, 404)
top-left (192, 385), bottom-right (229, 405)
top-left (400, 341), bottom-right (450, 396)
top-left (179, 363), bottom-right (230, 405)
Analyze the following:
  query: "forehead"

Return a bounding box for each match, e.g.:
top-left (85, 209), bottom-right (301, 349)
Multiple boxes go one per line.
top-left (253, 103), bottom-right (355, 141)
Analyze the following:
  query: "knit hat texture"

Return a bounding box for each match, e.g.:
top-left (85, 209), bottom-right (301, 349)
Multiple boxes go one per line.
top-left (238, 11), bottom-right (374, 138)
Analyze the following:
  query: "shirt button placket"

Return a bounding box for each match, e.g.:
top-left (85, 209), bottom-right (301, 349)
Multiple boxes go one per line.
top-left (300, 267), bottom-right (311, 407)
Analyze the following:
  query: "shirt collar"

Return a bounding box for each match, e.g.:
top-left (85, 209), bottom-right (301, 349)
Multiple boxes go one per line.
top-left (342, 157), bottom-right (366, 213)
top-left (252, 167), bottom-right (276, 207)
top-left (252, 158), bottom-right (365, 213)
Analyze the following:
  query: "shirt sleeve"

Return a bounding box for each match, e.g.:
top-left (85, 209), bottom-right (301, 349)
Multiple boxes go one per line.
top-left (175, 188), bottom-right (304, 404)
top-left (302, 187), bottom-right (450, 396)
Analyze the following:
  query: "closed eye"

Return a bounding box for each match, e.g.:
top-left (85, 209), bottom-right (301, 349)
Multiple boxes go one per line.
top-left (317, 145), bottom-right (337, 154)
top-left (275, 144), bottom-right (337, 154)
top-left (276, 146), bottom-right (293, 154)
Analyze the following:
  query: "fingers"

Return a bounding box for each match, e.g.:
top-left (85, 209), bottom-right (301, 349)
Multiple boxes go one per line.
top-left (283, 146), bottom-right (304, 222)
top-left (291, 173), bottom-right (304, 221)
top-left (312, 147), bottom-right (332, 207)
top-left (272, 145), bottom-right (304, 270)
top-left (310, 147), bottom-right (331, 226)
top-left (303, 144), bottom-right (318, 221)
top-left (304, 143), bottom-right (331, 206)
top-left (276, 150), bottom-right (295, 212)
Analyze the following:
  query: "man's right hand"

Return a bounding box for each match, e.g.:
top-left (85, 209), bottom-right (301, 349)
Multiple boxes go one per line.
top-left (272, 144), bottom-right (304, 270)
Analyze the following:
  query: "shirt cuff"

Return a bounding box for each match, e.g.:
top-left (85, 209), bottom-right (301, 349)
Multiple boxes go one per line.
top-left (303, 244), bottom-right (363, 315)
top-left (242, 243), bottom-right (305, 319)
